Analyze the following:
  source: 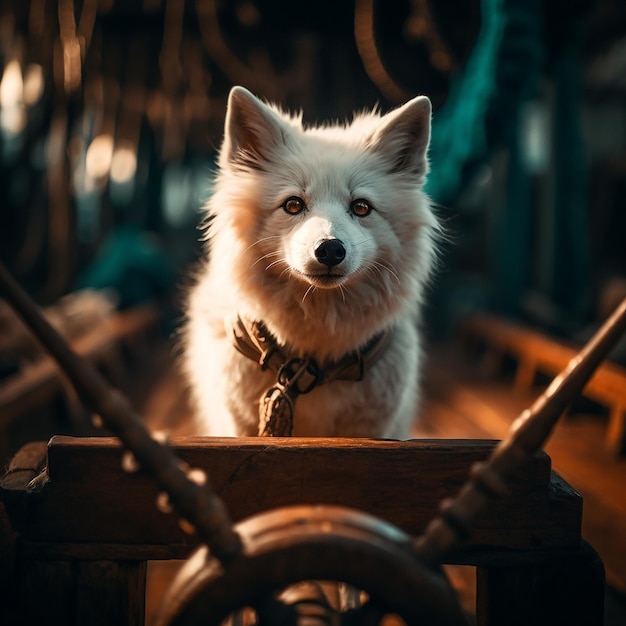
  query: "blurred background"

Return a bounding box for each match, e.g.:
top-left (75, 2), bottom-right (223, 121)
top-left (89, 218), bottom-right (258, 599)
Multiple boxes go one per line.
top-left (1, 1), bottom-right (626, 622)
top-left (0, 0), bottom-right (625, 334)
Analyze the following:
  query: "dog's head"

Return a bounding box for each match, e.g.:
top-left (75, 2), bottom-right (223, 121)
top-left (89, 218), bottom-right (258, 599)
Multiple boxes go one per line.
top-left (207, 87), bottom-right (437, 336)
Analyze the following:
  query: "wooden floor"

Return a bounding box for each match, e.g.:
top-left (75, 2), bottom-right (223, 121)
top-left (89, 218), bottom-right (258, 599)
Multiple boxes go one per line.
top-left (418, 345), bottom-right (626, 597)
top-left (418, 345), bottom-right (626, 626)
top-left (139, 341), bottom-right (626, 625)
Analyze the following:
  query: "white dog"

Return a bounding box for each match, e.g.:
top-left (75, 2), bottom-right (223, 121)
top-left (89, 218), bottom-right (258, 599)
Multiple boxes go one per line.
top-left (182, 86), bottom-right (438, 438)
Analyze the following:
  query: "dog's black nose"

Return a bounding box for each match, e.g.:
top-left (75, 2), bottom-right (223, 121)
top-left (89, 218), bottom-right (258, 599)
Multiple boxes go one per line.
top-left (314, 239), bottom-right (346, 267)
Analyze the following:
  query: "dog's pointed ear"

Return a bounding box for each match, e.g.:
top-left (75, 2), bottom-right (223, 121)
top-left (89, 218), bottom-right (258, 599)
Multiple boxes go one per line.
top-left (221, 86), bottom-right (288, 170)
top-left (368, 96), bottom-right (431, 180)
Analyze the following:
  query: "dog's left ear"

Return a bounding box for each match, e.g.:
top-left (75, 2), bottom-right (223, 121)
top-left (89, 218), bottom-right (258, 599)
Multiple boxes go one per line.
top-left (221, 86), bottom-right (289, 171)
top-left (369, 96), bottom-right (431, 180)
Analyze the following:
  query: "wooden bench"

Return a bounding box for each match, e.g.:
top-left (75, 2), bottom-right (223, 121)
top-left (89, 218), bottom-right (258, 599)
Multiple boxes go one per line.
top-left (0, 305), bottom-right (159, 424)
top-left (0, 305), bottom-right (160, 460)
top-left (460, 313), bottom-right (626, 454)
top-left (0, 436), bottom-right (604, 626)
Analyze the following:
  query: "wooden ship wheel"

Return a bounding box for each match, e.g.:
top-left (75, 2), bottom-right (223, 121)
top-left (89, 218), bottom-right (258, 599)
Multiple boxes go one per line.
top-left (159, 505), bottom-right (466, 625)
top-left (1, 259), bottom-right (624, 625)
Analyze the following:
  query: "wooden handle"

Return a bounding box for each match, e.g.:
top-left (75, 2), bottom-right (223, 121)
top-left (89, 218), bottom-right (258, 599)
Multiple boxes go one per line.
top-left (414, 297), bottom-right (626, 565)
top-left (0, 261), bottom-right (242, 564)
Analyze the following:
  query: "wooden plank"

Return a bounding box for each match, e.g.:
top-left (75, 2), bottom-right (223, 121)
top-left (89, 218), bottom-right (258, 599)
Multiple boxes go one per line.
top-left (461, 314), bottom-right (626, 401)
top-left (74, 560), bottom-right (146, 626)
top-left (16, 559), bottom-right (146, 626)
top-left (475, 541), bottom-right (605, 626)
top-left (1, 436), bottom-right (582, 555)
top-left (0, 305), bottom-right (159, 426)
top-left (607, 404), bottom-right (626, 455)
top-left (579, 485), bottom-right (626, 596)
top-left (461, 314), bottom-right (626, 453)
top-left (423, 348), bottom-right (626, 594)
top-left (16, 560), bottom-right (76, 624)
top-left (0, 440), bottom-right (48, 490)
top-left (0, 502), bottom-right (18, 626)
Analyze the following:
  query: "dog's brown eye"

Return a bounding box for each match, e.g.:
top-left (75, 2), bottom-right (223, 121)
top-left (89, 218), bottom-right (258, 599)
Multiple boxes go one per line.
top-left (350, 199), bottom-right (372, 217)
top-left (283, 196), bottom-right (305, 215)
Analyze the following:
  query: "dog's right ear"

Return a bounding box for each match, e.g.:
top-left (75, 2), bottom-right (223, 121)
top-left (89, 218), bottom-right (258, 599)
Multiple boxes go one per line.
top-left (221, 86), bottom-right (288, 171)
top-left (367, 95), bottom-right (431, 181)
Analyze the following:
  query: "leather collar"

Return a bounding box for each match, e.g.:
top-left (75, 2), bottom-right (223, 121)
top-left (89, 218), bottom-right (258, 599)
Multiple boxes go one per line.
top-left (229, 315), bottom-right (393, 387)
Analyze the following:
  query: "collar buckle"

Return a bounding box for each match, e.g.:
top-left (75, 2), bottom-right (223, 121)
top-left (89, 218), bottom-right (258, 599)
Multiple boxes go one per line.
top-left (278, 358), bottom-right (323, 395)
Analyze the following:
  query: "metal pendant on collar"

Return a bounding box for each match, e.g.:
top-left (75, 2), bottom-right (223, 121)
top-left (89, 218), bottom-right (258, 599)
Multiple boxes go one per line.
top-left (259, 384), bottom-right (296, 436)
top-left (259, 357), bottom-right (322, 436)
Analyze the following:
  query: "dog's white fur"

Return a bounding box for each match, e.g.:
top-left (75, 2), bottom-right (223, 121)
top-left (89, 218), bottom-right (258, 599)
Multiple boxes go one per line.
top-left (182, 86), bottom-right (438, 438)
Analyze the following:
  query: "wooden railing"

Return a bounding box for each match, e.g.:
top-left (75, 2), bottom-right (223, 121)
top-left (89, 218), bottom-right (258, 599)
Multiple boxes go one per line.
top-left (0, 436), bottom-right (604, 626)
top-left (461, 313), bottom-right (626, 454)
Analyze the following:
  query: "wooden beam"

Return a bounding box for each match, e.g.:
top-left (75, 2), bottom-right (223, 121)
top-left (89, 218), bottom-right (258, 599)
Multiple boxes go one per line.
top-left (0, 436), bottom-right (581, 559)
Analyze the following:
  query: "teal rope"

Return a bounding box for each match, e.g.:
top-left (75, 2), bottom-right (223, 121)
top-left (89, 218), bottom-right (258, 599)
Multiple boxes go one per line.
top-left (425, 0), bottom-right (590, 321)
top-left (426, 0), bottom-right (543, 206)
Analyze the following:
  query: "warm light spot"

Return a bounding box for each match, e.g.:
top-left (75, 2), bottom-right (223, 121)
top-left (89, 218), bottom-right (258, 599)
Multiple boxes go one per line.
top-left (121, 450), bottom-right (140, 473)
top-left (63, 37), bottom-right (82, 93)
top-left (178, 518), bottom-right (196, 535)
top-left (187, 468), bottom-right (207, 486)
top-left (152, 430), bottom-right (169, 444)
top-left (23, 64), bottom-right (45, 106)
top-left (0, 60), bottom-right (23, 108)
top-left (110, 140), bottom-right (137, 183)
top-left (0, 106), bottom-right (26, 135)
top-left (85, 133), bottom-right (114, 179)
top-left (156, 492), bottom-right (173, 514)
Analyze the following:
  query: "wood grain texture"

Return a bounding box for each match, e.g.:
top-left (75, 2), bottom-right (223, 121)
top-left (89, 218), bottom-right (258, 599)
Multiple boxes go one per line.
top-left (475, 541), bottom-right (605, 626)
top-left (15, 559), bottom-right (146, 626)
top-left (0, 436), bottom-right (581, 558)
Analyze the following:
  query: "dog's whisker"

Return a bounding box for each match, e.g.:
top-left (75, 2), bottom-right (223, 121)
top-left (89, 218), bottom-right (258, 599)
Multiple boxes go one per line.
top-left (338, 284), bottom-right (347, 304)
top-left (256, 250), bottom-right (282, 258)
top-left (373, 259), bottom-right (401, 285)
top-left (251, 251), bottom-right (282, 269)
top-left (354, 235), bottom-right (376, 247)
top-left (244, 236), bottom-right (284, 254)
top-left (265, 258), bottom-right (288, 271)
top-left (365, 264), bottom-right (394, 294)
top-left (365, 264), bottom-right (385, 288)
top-left (365, 262), bottom-right (382, 279)
top-left (301, 284), bottom-right (316, 305)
